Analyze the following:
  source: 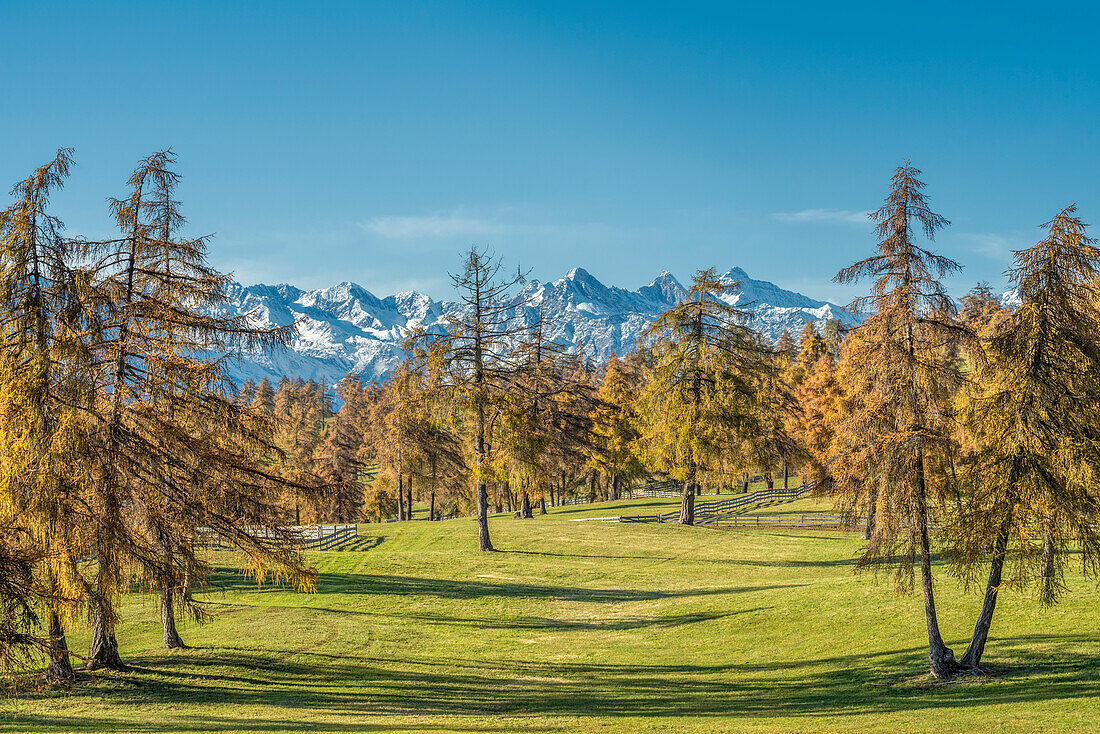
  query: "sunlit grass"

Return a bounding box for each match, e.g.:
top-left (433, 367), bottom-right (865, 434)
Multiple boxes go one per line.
top-left (2, 497), bottom-right (1097, 733)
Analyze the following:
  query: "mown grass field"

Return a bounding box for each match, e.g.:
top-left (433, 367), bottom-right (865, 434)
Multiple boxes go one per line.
top-left (2, 497), bottom-right (1098, 733)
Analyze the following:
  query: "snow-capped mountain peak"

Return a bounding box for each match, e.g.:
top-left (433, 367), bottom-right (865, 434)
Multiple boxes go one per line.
top-left (222, 267), bottom-right (859, 388)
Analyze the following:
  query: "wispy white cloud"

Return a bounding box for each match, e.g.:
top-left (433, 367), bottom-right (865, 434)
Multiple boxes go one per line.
top-left (359, 208), bottom-right (642, 245)
top-left (772, 208), bottom-right (870, 225)
top-left (958, 232), bottom-right (1020, 260)
top-left (361, 212), bottom-right (506, 239)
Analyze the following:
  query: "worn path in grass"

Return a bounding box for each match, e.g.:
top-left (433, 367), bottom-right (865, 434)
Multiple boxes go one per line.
top-left (2, 498), bottom-right (1098, 733)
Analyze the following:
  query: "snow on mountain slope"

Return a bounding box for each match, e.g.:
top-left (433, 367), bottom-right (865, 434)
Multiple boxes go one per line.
top-left (221, 267), bottom-right (860, 388)
top-left (1000, 288), bottom-right (1023, 309)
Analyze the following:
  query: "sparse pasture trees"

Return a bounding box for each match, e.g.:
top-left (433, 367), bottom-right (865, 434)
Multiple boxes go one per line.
top-left (420, 247), bottom-right (532, 550)
top-left (0, 148), bottom-right (92, 679)
top-left (952, 206), bottom-right (1100, 668)
top-left (589, 354), bottom-right (644, 501)
top-left (634, 268), bottom-right (768, 525)
top-left (830, 161), bottom-right (973, 678)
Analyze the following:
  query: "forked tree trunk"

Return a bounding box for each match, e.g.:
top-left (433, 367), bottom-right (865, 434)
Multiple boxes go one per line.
top-left (960, 459), bottom-right (1021, 670)
top-left (960, 519), bottom-right (1012, 668)
top-left (86, 598), bottom-right (126, 671)
top-left (914, 459), bottom-right (957, 679)
top-left (46, 608), bottom-right (74, 680)
top-left (520, 491), bottom-right (533, 519)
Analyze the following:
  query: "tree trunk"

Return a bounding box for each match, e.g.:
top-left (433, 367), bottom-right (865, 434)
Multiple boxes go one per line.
top-left (783, 460), bottom-right (789, 490)
top-left (429, 491), bottom-right (436, 521)
top-left (588, 471), bottom-right (597, 503)
top-left (161, 577), bottom-right (186, 650)
top-left (86, 598), bottom-right (126, 671)
top-left (398, 473), bottom-right (406, 521)
top-left (679, 480), bottom-right (695, 525)
top-left (407, 480), bottom-right (413, 521)
top-left (864, 485), bottom-right (878, 541)
top-left (914, 458), bottom-right (956, 679)
top-left (765, 472), bottom-right (774, 490)
top-left (182, 561), bottom-right (194, 603)
top-left (159, 531), bottom-right (186, 650)
top-left (45, 608), bottom-right (74, 680)
top-left (477, 480), bottom-right (493, 551)
top-left (610, 474), bottom-right (619, 501)
top-left (520, 491), bottom-right (533, 519)
top-left (1039, 521), bottom-right (1055, 580)
top-left (539, 496), bottom-right (547, 515)
top-left (948, 455), bottom-right (963, 511)
top-left (960, 507), bottom-right (1014, 669)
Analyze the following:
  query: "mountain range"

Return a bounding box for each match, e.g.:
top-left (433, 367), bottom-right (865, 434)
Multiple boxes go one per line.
top-left (219, 266), bottom-right (862, 389)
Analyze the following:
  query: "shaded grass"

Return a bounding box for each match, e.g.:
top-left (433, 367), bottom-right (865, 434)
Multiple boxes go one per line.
top-left (2, 500), bottom-right (1098, 733)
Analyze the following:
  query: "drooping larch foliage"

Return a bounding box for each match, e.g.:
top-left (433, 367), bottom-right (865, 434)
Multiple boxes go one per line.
top-left (420, 247), bottom-right (533, 550)
top-left (0, 150), bottom-right (320, 675)
top-left (830, 161), bottom-right (973, 678)
top-left (952, 205), bottom-right (1100, 667)
top-left (634, 268), bottom-right (772, 525)
top-left (0, 148), bottom-right (89, 679)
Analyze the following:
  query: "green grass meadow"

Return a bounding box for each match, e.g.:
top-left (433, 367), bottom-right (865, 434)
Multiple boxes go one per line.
top-left (2, 497), bottom-right (1098, 733)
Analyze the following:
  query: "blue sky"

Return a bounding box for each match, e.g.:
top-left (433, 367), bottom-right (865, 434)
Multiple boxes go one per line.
top-left (3, 1), bottom-right (1097, 303)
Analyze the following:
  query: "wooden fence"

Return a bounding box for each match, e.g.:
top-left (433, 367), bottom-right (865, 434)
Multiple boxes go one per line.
top-left (619, 483), bottom-right (814, 524)
top-left (297, 524), bottom-right (358, 551)
top-left (206, 523), bottom-right (358, 551)
top-left (710, 513), bottom-right (848, 529)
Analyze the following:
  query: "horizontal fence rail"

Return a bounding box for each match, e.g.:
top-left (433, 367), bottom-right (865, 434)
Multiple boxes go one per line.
top-left (620, 482), bottom-right (815, 525)
top-left (711, 513), bottom-right (848, 529)
top-left (203, 524), bottom-right (358, 551)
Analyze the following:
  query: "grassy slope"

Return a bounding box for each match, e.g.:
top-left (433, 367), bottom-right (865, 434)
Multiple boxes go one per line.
top-left (2, 501), bottom-right (1098, 734)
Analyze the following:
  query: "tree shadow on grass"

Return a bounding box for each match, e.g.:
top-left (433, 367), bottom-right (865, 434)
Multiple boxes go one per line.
top-left (201, 569), bottom-right (805, 603)
top-left (547, 500), bottom-right (676, 516)
top-left (9, 633), bottom-right (1098, 732)
top-left (313, 608), bottom-right (767, 632)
